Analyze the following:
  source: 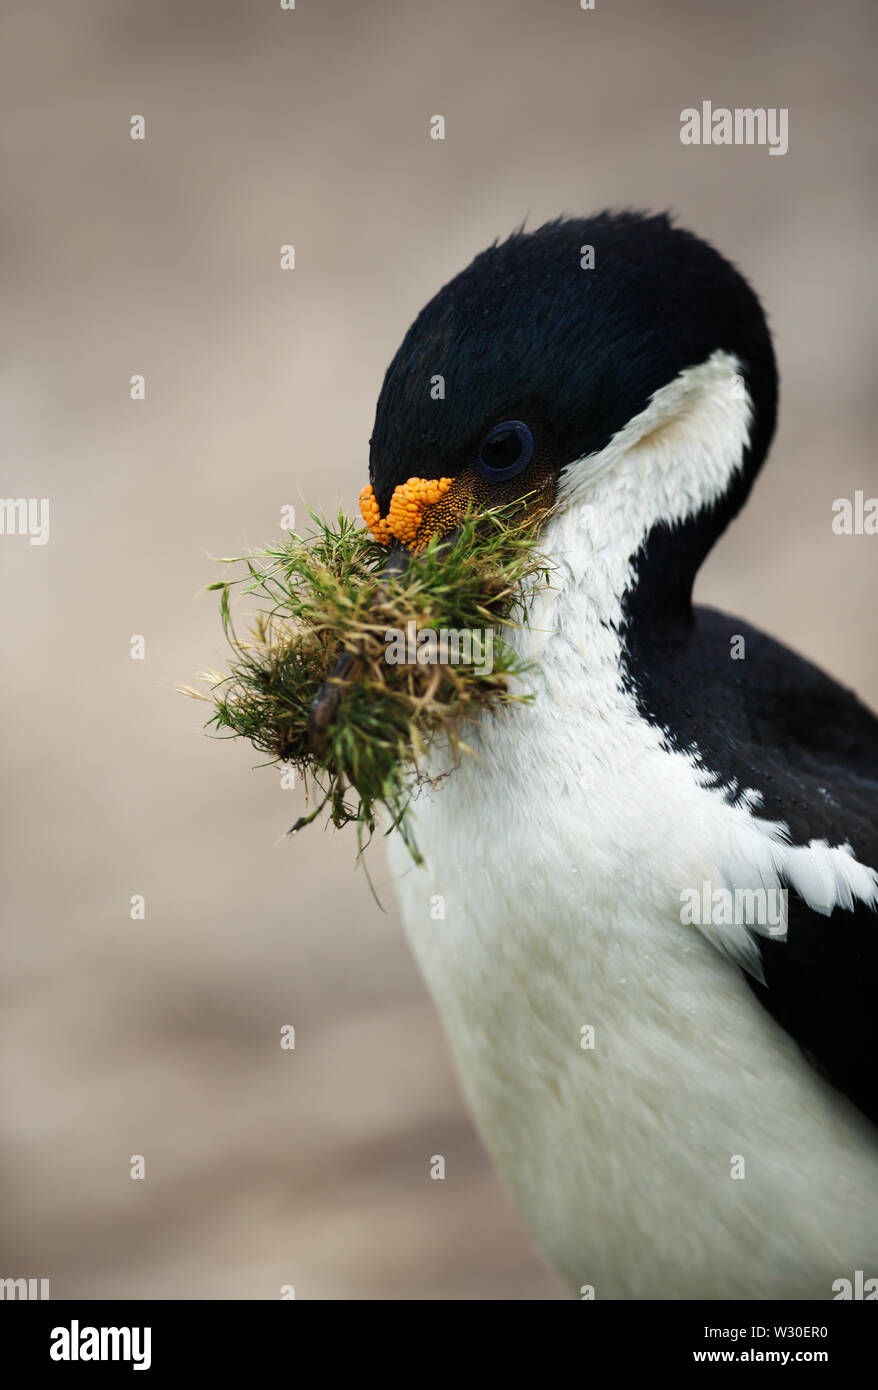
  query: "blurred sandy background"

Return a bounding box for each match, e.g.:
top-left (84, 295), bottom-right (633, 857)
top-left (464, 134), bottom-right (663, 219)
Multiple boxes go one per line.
top-left (1, 0), bottom-right (876, 1299)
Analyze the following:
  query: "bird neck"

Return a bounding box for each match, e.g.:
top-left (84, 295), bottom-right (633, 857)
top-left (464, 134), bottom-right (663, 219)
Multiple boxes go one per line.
top-left (541, 348), bottom-right (757, 637)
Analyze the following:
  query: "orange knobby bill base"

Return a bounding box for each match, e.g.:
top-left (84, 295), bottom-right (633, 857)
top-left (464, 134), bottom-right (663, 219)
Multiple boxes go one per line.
top-left (359, 477), bottom-right (455, 548)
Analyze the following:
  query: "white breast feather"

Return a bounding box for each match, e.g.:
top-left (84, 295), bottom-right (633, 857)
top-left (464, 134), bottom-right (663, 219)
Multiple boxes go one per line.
top-left (387, 351), bottom-right (878, 1298)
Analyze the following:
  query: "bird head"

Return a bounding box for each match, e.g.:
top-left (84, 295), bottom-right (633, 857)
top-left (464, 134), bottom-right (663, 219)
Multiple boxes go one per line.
top-left (310, 213), bottom-right (778, 754)
top-left (361, 211), bottom-right (777, 596)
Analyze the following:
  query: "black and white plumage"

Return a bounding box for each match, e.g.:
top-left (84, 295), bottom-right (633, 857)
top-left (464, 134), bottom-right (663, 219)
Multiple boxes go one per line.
top-left (365, 213), bottom-right (878, 1298)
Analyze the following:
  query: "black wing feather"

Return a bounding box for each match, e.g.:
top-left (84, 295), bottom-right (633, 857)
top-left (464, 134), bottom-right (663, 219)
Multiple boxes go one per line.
top-left (624, 603), bottom-right (878, 1125)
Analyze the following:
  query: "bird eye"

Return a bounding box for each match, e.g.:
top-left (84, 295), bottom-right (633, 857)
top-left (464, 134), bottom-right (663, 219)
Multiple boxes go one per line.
top-left (476, 420), bottom-right (534, 482)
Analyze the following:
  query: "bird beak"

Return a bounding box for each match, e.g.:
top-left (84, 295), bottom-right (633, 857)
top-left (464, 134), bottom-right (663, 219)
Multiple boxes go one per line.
top-left (380, 539), bottom-right (412, 583)
top-left (380, 532), bottom-right (461, 584)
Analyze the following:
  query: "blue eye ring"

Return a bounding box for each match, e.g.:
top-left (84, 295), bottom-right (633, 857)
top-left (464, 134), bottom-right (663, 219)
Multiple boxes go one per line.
top-left (476, 420), bottom-right (535, 482)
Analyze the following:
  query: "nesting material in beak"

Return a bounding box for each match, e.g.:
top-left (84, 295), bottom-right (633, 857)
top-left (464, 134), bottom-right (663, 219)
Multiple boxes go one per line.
top-left (189, 502), bottom-right (551, 855)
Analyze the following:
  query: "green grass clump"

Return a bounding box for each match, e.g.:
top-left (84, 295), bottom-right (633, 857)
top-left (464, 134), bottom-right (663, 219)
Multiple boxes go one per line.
top-left (186, 502), bottom-right (550, 857)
